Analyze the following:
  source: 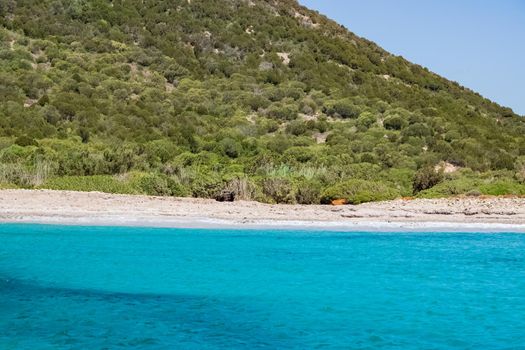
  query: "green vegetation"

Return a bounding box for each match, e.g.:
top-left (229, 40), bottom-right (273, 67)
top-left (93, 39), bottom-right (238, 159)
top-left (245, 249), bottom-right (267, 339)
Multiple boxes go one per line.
top-left (418, 171), bottom-right (525, 198)
top-left (321, 180), bottom-right (399, 205)
top-left (0, 0), bottom-right (524, 204)
top-left (413, 166), bottom-right (444, 194)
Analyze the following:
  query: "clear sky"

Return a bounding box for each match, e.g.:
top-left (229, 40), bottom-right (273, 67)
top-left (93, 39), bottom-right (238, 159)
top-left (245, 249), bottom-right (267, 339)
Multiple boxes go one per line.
top-left (298, 0), bottom-right (525, 116)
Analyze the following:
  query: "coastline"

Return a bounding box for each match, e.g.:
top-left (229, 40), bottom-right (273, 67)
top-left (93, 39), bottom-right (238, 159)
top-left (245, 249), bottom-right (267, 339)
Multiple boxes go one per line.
top-left (0, 189), bottom-right (524, 233)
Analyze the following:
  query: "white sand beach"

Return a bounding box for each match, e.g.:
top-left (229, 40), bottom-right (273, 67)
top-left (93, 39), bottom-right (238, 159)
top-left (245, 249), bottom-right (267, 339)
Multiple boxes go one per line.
top-left (0, 189), bottom-right (524, 232)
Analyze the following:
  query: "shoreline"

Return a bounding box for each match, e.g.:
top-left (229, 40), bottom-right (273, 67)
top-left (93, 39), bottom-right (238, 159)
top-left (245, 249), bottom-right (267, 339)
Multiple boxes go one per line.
top-left (2, 217), bottom-right (525, 233)
top-left (0, 189), bottom-right (524, 233)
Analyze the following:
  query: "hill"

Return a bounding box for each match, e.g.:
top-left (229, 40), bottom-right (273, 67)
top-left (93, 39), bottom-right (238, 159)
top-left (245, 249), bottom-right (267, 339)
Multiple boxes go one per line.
top-left (1, 0), bottom-right (524, 203)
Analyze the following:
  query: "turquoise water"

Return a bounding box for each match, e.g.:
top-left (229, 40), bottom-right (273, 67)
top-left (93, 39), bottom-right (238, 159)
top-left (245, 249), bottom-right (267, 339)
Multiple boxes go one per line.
top-left (1, 224), bottom-right (525, 349)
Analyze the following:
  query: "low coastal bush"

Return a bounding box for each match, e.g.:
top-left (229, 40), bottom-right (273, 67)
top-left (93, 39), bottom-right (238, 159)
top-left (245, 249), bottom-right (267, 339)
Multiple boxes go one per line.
top-left (417, 178), bottom-right (478, 198)
top-left (417, 178), bottom-right (525, 198)
top-left (479, 181), bottom-right (525, 196)
top-left (294, 179), bottom-right (323, 204)
top-left (0, 161), bottom-right (53, 188)
top-left (260, 177), bottom-right (295, 204)
top-left (0, 183), bottom-right (18, 189)
top-left (139, 173), bottom-right (189, 197)
top-left (412, 166), bottom-right (444, 194)
top-left (41, 175), bottom-right (141, 194)
top-left (41, 172), bottom-right (193, 197)
top-left (12, 170), bottom-right (525, 202)
top-left (320, 180), bottom-right (400, 205)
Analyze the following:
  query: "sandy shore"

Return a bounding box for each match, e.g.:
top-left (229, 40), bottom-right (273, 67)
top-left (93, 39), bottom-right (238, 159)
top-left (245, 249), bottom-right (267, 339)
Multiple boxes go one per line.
top-left (0, 189), bottom-right (524, 232)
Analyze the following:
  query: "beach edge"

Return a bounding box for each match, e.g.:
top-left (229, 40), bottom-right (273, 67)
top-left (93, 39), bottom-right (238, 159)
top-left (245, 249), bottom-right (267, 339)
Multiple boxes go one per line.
top-left (1, 189), bottom-right (524, 233)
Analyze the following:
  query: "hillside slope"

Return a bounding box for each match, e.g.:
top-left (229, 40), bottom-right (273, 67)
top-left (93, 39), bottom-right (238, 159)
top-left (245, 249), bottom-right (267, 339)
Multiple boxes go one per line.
top-left (1, 0), bottom-right (524, 203)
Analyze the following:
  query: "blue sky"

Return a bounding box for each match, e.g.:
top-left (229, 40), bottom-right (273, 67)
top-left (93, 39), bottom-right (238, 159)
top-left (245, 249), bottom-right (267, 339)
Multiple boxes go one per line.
top-left (298, 0), bottom-right (525, 116)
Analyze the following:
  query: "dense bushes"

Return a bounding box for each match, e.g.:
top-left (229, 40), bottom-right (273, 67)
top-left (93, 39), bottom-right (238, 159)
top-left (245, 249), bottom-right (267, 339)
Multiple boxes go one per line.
top-left (42, 175), bottom-right (140, 194)
top-left (320, 180), bottom-right (400, 204)
top-left (42, 172), bottom-right (190, 196)
top-left (417, 176), bottom-right (525, 198)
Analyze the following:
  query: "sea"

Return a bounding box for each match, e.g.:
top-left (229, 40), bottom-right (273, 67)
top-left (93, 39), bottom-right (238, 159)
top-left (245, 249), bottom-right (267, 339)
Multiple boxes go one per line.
top-left (1, 224), bottom-right (524, 349)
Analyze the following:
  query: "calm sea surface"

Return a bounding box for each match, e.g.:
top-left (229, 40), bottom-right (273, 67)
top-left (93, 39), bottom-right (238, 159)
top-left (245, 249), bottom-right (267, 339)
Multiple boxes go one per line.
top-left (1, 224), bottom-right (525, 349)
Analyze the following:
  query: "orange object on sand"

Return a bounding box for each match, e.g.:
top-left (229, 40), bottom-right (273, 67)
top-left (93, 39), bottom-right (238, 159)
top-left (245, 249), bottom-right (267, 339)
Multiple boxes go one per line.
top-left (331, 199), bottom-right (348, 206)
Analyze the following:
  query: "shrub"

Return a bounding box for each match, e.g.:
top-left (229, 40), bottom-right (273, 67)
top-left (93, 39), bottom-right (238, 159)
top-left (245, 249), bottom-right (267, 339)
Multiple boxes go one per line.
top-left (479, 181), bottom-right (525, 196)
top-left (0, 163), bottom-right (35, 187)
top-left (489, 150), bottom-right (514, 170)
top-left (357, 112), bottom-right (377, 130)
top-left (222, 177), bottom-right (259, 201)
top-left (413, 166), bottom-right (443, 194)
top-left (466, 189), bottom-right (482, 197)
top-left (139, 174), bottom-right (176, 196)
top-left (516, 156), bottom-right (525, 183)
top-left (417, 178), bottom-right (478, 198)
top-left (295, 179), bottom-right (322, 204)
top-left (283, 147), bottom-right (314, 163)
top-left (0, 145), bottom-right (34, 163)
top-left (383, 115), bottom-right (406, 130)
top-left (320, 179), bottom-right (399, 205)
top-left (219, 138), bottom-right (241, 158)
top-left (261, 177), bottom-right (294, 203)
top-left (15, 135), bottom-right (38, 147)
top-left (326, 99), bottom-right (360, 119)
top-left (266, 134), bottom-right (292, 154)
top-left (246, 94), bottom-right (271, 111)
top-left (402, 123), bottom-right (432, 138)
top-left (42, 175), bottom-right (140, 194)
top-left (285, 120), bottom-right (308, 136)
top-left (0, 183), bottom-right (19, 189)
top-left (189, 173), bottom-right (224, 198)
top-left (267, 103), bottom-right (298, 121)
top-left (78, 128), bottom-right (90, 143)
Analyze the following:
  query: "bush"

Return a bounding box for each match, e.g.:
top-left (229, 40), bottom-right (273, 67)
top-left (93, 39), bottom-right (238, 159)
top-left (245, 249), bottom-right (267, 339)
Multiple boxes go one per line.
top-left (222, 177), bottom-right (259, 201)
top-left (189, 173), bottom-right (224, 198)
top-left (356, 112), bottom-right (376, 130)
top-left (42, 175), bottom-right (140, 194)
top-left (261, 177), bottom-right (294, 203)
top-left (466, 189), bottom-right (482, 197)
top-left (320, 179), bottom-right (399, 205)
top-left (0, 160), bottom-right (53, 187)
top-left (139, 173), bottom-right (186, 196)
top-left (15, 136), bottom-right (38, 147)
top-left (283, 147), bottom-right (314, 163)
top-left (479, 181), bottom-right (525, 196)
top-left (219, 138), bottom-right (241, 158)
top-left (417, 178), bottom-right (477, 198)
top-left (516, 156), bottom-right (525, 183)
top-left (295, 179), bottom-right (322, 204)
top-left (267, 103), bottom-right (298, 121)
top-left (417, 176), bottom-right (525, 198)
top-left (383, 115), bottom-right (406, 130)
top-left (413, 166), bottom-right (443, 194)
top-left (326, 99), bottom-right (360, 119)
top-left (402, 123), bottom-right (432, 138)
top-left (285, 120), bottom-right (308, 136)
